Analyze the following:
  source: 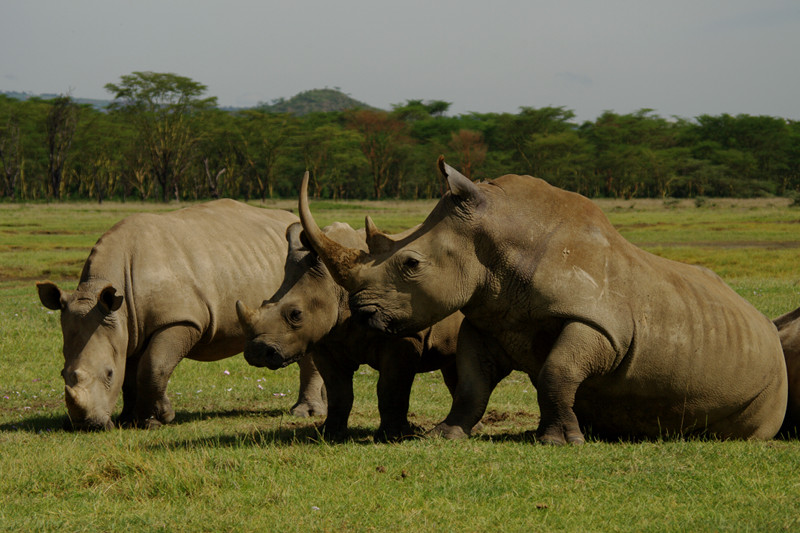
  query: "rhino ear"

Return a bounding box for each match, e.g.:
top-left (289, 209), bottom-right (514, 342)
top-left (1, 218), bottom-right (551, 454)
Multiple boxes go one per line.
top-left (438, 155), bottom-right (482, 202)
top-left (365, 216), bottom-right (396, 255)
top-left (286, 222), bottom-right (306, 252)
top-left (98, 285), bottom-right (123, 313)
top-left (37, 281), bottom-right (65, 311)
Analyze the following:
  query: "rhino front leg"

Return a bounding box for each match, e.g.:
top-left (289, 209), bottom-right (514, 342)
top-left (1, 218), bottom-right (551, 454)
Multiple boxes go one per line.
top-left (117, 355), bottom-right (140, 427)
top-left (134, 325), bottom-right (201, 429)
top-left (536, 321), bottom-right (616, 445)
top-left (312, 349), bottom-right (355, 441)
top-left (290, 354), bottom-right (328, 418)
top-left (374, 342), bottom-right (419, 442)
top-left (431, 321), bottom-right (511, 439)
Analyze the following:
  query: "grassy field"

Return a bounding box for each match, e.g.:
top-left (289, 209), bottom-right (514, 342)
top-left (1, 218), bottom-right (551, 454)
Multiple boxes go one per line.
top-left (2, 197), bottom-right (800, 531)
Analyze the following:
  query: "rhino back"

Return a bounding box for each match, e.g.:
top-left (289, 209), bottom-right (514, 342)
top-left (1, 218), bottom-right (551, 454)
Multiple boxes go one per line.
top-left (82, 200), bottom-right (298, 358)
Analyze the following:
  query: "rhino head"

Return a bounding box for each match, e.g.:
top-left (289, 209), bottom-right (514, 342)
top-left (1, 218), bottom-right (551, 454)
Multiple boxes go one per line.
top-left (298, 161), bottom-right (485, 336)
top-left (235, 222), bottom-right (357, 370)
top-left (37, 280), bottom-right (126, 430)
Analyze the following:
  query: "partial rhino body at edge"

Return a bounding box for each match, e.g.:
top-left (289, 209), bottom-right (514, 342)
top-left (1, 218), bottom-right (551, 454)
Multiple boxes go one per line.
top-left (298, 161), bottom-right (788, 443)
top-left (773, 306), bottom-right (800, 436)
top-left (38, 199), bottom-right (325, 430)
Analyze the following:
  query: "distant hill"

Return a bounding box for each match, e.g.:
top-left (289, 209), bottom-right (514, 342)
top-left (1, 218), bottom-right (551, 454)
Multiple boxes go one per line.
top-left (257, 88), bottom-right (376, 115)
top-left (2, 88), bottom-right (377, 115)
top-left (1, 91), bottom-right (110, 110)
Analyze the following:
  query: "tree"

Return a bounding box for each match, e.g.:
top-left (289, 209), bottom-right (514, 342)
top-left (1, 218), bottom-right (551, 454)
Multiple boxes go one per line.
top-left (45, 95), bottom-right (79, 200)
top-left (347, 109), bottom-right (410, 199)
top-left (234, 110), bottom-right (297, 200)
top-left (448, 129), bottom-right (487, 180)
top-left (104, 72), bottom-right (217, 202)
top-left (0, 96), bottom-right (23, 199)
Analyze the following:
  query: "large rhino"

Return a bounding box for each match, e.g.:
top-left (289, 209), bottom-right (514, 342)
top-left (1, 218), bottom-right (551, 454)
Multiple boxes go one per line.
top-left (37, 199), bottom-right (326, 430)
top-left (235, 220), bottom-right (463, 441)
top-left (298, 160), bottom-right (788, 443)
top-left (773, 307), bottom-right (800, 435)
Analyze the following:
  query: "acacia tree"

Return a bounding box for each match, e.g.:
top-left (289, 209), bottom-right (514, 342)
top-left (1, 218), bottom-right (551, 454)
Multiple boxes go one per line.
top-left (45, 95), bottom-right (79, 200)
top-left (104, 72), bottom-right (216, 202)
top-left (448, 129), bottom-right (487, 180)
top-left (347, 109), bottom-right (410, 199)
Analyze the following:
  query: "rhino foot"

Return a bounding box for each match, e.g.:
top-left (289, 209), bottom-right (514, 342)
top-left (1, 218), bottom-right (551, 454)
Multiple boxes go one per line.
top-left (374, 422), bottom-right (424, 443)
top-left (536, 427), bottom-right (585, 446)
top-left (321, 421), bottom-right (349, 442)
top-left (290, 400), bottom-right (328, 418)
top-left (429, 422), bottom-right (470, 440)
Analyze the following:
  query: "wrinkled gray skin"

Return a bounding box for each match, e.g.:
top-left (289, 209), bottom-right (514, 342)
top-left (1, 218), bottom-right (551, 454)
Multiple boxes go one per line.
top-left (773, 307), bottom-right (800, 436)
top-left (299, 161), bottom-right (787, 443)
top-left (235, 221), bottom-right (463, 441)
top-left (37, 199), bottom-right (326, 431)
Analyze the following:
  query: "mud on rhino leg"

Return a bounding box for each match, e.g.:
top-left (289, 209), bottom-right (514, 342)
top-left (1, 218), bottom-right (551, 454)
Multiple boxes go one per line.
top-left (290, 354), bottom-right (328, 418)
top-left (431, 321), bottom-right (511, 439)
top-left (536, 321), bottom-right (616, 445)
top-left (374, 343), bottom-right (419, 442)
top-left (134, 325), bottom-right (202, 429)
top-left (311, 349), bottom-right (355, 441)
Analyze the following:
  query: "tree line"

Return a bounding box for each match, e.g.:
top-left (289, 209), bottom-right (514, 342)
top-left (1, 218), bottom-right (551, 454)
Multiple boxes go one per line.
top-left (2, 71), bottom-right (799, 203)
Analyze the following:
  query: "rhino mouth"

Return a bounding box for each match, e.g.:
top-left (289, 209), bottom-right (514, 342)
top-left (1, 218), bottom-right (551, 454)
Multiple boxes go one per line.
top-left (63, 415), bottom-right (115, 432)
top-left (243, 340), bottom-right (299, 370)
top-left (350, 303), bottom-right (407, 335)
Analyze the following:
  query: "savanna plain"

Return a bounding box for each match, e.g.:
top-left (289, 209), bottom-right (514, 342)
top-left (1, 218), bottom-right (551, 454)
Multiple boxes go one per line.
top-left (2, 197), bottom-right (800, 532)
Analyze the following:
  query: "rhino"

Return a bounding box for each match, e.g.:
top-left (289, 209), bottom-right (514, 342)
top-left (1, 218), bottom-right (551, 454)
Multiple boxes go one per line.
top-left (773, 307), bottom-right (800, 435)
top-left (37, 199), bottom-right (326, 430)
top-left (235, 220), bottom-right (463, 441)
top-left (298, 160), bottom-right (788, 443)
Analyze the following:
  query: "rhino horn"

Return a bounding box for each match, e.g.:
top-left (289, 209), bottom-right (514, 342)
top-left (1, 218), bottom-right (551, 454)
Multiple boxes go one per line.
top-left (437, 155), bottom-right (482, 200)
top-left (285, 222), bottom-right (305, 252)
top-left (298, 171), bottom-right (364, 290)
top-left (235, 300), bottom-right (255, 330)
top-left (365, 216), bottom-right (396, 255)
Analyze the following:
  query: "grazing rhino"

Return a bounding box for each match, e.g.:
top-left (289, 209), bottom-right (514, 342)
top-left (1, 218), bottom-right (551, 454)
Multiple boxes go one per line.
top-left (298, 161), bottom-right (788, 443)
top-left (773, 307), bottom-right (800, 435)
top-left (37, 199), bottom-right (326, 430)
top-left (235, 221), bottom-right (463, 441)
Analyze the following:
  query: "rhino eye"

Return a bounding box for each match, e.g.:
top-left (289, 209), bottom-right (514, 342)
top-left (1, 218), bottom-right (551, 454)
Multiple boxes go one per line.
top-left (403, 257), bottom-right (420, 269)
top-left (286, 308), bottom-right (303, 327)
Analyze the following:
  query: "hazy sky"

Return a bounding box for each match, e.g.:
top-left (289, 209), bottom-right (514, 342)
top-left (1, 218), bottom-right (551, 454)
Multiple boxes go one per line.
top-left (2, 0), bottom-right (799, 123)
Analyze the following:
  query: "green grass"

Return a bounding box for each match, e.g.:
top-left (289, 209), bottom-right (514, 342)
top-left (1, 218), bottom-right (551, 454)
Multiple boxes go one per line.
top-left (2, 198), bottom-right (800, 531)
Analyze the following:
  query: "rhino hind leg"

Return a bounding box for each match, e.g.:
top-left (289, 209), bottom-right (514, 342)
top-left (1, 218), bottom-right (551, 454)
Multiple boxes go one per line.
top-left (134, 324), bottom-right (202, 428)
top-left (290, 354), bottom-right (328, 418)
top-left (535, 321), bottom-right (616, 445)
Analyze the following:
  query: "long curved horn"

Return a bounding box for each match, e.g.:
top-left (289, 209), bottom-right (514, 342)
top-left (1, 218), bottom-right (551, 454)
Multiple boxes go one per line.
top-left (298, 171), bottom-right (364, 289)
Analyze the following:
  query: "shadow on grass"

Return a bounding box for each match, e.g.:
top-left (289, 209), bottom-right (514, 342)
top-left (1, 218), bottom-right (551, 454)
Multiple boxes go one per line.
top-left (0, 406), bottom-right (298, 434)
top-left (0, 413), bottom-right (66, 433)
top-left (143, 424), bottom-right (379, 451)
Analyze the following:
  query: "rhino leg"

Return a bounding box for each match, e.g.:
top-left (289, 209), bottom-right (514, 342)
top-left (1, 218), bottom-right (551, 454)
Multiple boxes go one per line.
top-left (440, 362), bottom-right (483, 434)
top-left (431, 321), bottom-right (511, 439)
top-left (374, 342), bottom-right (420, 442)
top-left (134, 325), bottom-right (202, 429)
top-left (535, 321), bottom-right (615, 445)
top-left (117, 355), bottom-right (140, 427)
top-left (290, 354), bottom-right (328, 418)
top-left (312, 349), bottom-right (355, 441)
